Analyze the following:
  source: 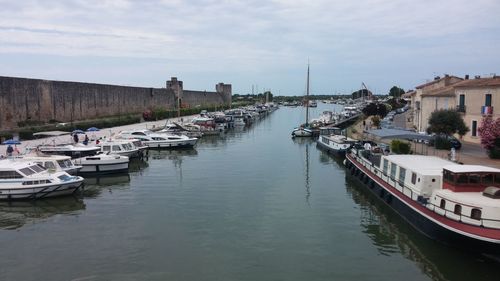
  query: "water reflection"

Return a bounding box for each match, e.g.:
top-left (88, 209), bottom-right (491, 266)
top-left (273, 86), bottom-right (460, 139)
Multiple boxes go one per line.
top-left (292, 138), bottom-right (315, 204)
top-left (129, 158), bottom-right (149, 173)
top-left (0, 197), bottom-right (85, 230)
top-left (83, 174), bottom-right (131, 198)
top-left (345, 174), bottom-right (500, 281)
top-left (148, 148), bottom-right (198, 160)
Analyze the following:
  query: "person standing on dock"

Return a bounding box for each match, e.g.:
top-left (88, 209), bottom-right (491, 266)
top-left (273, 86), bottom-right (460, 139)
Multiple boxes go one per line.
top-left (6, 145), bottom-right (13, 156)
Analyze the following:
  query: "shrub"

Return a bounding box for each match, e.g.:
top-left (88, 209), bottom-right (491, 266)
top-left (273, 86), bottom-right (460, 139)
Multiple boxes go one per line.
top-left (433, 136), bottom-right (452, 150)
top-left (391, 139), bottom-right (411, 154)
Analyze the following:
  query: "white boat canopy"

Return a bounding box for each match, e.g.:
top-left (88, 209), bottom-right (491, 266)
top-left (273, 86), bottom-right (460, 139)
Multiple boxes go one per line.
top-left (33, 131), bottom-right (71, 137)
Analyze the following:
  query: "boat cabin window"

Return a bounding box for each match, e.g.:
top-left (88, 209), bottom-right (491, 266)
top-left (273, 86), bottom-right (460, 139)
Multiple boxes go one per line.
top-left (390, 164), bottom-right (397, 179)
top-left (322, 137), bottom-right (329, 145)
top-left (19, 167), bottom-right (36, 176)
top-left (454, 204), bottom-right (462, 215)
top-left (102, 146), bottom-right (111, 152)
top-left (43, 162), bottom-right (56, 170)
top-left (483, 174), bottom-right (494, 185)
top-left (471, 208), bottom-right (482, 220)
top-left (0, 171), bottom-right (23, 179)
top-left (132, 132), bottom-right (147, 136)
top-left (113, 145), bottom-right (122, 151)
top-left (399, 168), bottom-right (406, 184)
top-left (383, 159), bottom-right (389, 175)
top-left (440, 199), bottom-right (446, 209)
top-left (30, 165), bottom-right (45, 173)
top-left (411, 173), bottom-right (417, 184)
top-left (444, 170), bottom-right (500, 186)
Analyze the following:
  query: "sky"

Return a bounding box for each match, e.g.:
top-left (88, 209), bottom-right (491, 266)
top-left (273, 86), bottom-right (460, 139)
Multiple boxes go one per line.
top-left (0, 0), bottom-right (499, 96)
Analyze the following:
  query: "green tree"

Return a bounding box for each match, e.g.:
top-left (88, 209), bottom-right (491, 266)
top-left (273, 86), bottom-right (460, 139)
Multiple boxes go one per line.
top-left (426, 109), bottom-right (469, 137)
top-left (388, 86), bottom-right (405, 98)
top-left (362, 103), bottom-right (387, 117)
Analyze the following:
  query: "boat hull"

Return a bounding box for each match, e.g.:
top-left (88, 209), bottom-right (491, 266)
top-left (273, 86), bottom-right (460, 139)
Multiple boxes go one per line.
top-left (316, 138), bottom-right (347, 157)
top-left (291, 128), bottom-right (313, 137)
top-left (144, 139), bottom-right (197, 149)
top-left (0, 181), bottom-right (84, 200)
top-left (345, 154), bottom-right (500, 257)
top-left (78, 161), bottom-right (129, 175)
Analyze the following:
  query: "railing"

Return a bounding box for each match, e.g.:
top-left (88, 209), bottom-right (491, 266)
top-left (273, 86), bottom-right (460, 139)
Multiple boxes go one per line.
top-left (456, 104), bottom-right (466, 113)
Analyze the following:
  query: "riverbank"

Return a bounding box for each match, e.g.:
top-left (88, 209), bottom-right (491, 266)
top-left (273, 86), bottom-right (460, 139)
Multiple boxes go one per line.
top-left (0, 115), bottom-right (195, 157)
top-left (349, 117), bottom-right (500, 169)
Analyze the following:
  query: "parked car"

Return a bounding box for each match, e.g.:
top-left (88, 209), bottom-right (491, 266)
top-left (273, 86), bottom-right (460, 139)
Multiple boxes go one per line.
top-left (427, 135), bottom-right (462, 150)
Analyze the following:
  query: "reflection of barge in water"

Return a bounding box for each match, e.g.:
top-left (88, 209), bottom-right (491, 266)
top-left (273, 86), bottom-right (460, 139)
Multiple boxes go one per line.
top-left (345, 147), bottom-right (500, 257)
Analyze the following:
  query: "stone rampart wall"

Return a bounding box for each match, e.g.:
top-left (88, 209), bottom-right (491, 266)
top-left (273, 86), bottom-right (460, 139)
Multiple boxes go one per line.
top-left (0, 76), bottom-right (231, 130)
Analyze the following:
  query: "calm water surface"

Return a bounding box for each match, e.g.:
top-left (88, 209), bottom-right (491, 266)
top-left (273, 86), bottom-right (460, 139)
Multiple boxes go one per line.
top-left (1, 104), bottom-right (499, 281)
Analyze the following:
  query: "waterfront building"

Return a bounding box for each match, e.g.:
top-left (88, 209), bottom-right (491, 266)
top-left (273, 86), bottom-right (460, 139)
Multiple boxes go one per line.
top-left (453, 76), bottom-right (500, 143)
top-left (412, 75), bottom-right (463, 132)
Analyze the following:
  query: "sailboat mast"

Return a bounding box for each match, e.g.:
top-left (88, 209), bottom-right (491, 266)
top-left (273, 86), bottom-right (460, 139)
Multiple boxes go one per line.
top-left (305, 64), bottom-right (310, 125)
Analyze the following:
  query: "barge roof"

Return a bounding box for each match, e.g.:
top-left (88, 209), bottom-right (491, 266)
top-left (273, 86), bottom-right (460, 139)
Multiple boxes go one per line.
top-left (384, 155), bottom-right (453, 175)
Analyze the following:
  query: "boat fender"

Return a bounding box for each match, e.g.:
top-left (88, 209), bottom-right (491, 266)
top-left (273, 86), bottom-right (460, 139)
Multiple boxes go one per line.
top-left (386, 194), bottom-right (393, 204)
top-left (379, 189), bottom-right (385, 198)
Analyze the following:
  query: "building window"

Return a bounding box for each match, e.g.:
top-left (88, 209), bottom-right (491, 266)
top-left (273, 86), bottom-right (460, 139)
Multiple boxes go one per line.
top-left (459, 94), bottom-right (465, 106)
top-left (435, 99), bottom-right (438, 110)
top-left (444, 98), bottom-right (449, 109)
top-left (472, 120), bottom-right (477, 137)
top-left (471, 208), bottom-right (482, 220)
top-left (486, 94), bottom-right (492, 106)
top-left (440, 199), bottom-right (446, 209)
top-left (454, 204), bottom-right (462, 215)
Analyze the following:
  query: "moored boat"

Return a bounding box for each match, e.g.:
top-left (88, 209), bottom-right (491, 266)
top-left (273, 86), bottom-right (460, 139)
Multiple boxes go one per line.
top-left (20, 154), bottom-right (82, 175)
top-left (117, 129), bottom-right (197, 149)
top-left (316, 127), bottom-right (357, 157)
top-left (345, 147), bottom-right (500, 257)
top-left (73, 154), bottom-right (130, 175)
top-left (0, 159), bottom-right (84, 200)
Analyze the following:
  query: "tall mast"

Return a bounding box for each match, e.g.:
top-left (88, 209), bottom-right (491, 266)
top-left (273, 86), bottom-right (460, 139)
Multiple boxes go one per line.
top-left (305, 64), bottom-right (310, 125)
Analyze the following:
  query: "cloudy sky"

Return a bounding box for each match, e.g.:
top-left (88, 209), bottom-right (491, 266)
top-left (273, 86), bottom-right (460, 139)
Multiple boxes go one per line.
top-left (1, 0), bottom-right (499, 95)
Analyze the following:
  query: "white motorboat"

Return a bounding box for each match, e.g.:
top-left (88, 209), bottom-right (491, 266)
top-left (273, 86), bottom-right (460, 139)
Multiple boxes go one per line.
top-left (99, 140), bottom-right (140, 158)
top-left (20, 154), bottom-right (82, 175)
top-left (73, 154), bottom-right (129, 174)
top-left (38, 143), bottom-right (101, 158)
top-left (0, 159), bottom-right (84, 200)
top-left (160, 122), bottom-right (204, 138)
top-left (117, 129), bottom-right (197, 149)
top-left (36, 139), bottom-right (130, 175)
top-left (233, 116), bottom-right (246, 126)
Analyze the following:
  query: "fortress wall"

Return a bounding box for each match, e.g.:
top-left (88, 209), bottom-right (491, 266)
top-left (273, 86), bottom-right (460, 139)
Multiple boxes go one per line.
top-left (0, 76), bottom-right (231, 130)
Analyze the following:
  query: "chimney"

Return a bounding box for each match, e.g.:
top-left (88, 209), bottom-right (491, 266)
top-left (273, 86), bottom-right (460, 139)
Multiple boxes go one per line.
top-left (465, 74), bottom-right (469, 80)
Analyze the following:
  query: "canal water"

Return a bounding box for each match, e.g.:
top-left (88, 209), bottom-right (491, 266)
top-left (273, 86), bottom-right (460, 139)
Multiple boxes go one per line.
top-left (1, 104), bottom-right (499, 281)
